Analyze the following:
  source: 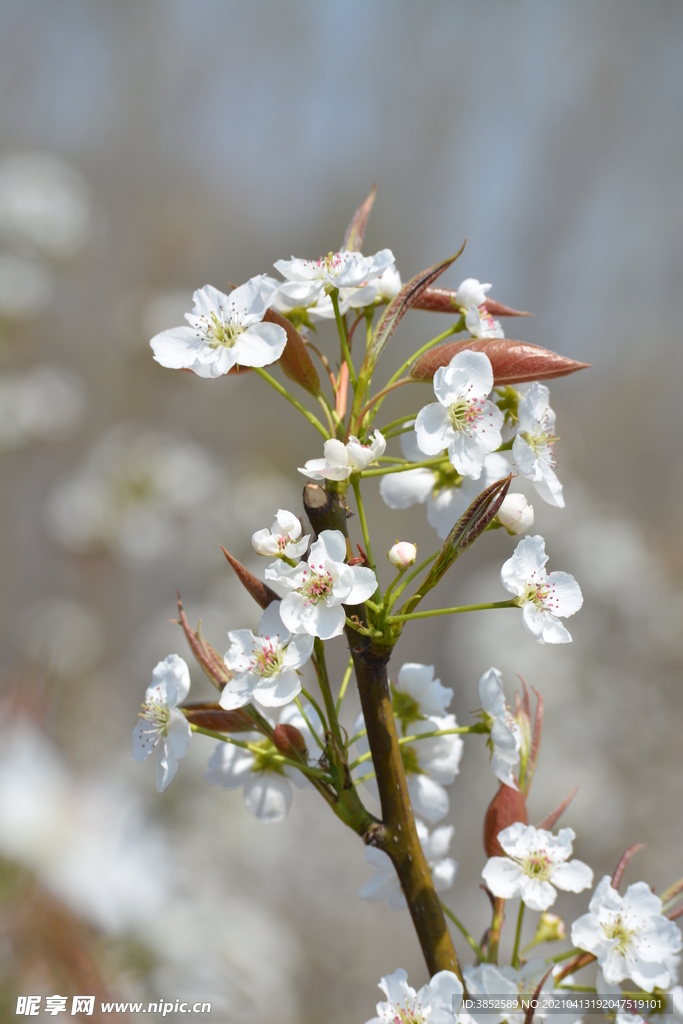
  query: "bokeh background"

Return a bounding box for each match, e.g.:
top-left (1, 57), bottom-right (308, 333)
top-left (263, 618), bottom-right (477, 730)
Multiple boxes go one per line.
top-left (1, 2), bottom-right (682, 1021)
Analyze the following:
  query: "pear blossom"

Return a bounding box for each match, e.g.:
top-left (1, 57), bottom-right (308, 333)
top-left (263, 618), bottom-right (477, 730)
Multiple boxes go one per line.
top-left (571, 875), bottom-right (682, 992)
top-left (360, 821), bottom-right (457, 910)
top-left (512, 383), bottom-right (564, 507)
top-left (597, 972), bottom-right (683, 1024)
top-left (219, 601), bottom-right (313, 710)
top-left (380, 427), bottom-right (513, 540)
top-left (299, 430), bottom-right (386, 481)
top-left (414, 351), bottom-right (504, 480)
top-left (501, 535), bottom-right (583, 644)
top-left (477, 667), bottom-right (522, 789)
top-left (150, 276), bottom-right (286, 378)
top-left (251, 509), bottom-right (309, 560)
top-left (132, 655), bottom-right (192, 793)
top-left (461, 959), bottom-right (566, 1024)
top-left (346, 264), bottom-right (402, 308)
top-left (274, 248), bottom-right (395, 308)
top-left (365, 967), bottom-right (463, 1024)
top-left (388, 541), bottom-right (417, 568)
top-left (265, 529), bottom-right (377, 639)
top-left (355, 710), bottom-right (462, 823)
top-left (482, 823), bottom-right (593, 911)
top-left (455, 278), bottom-right (504, 339)
top-left (204, 703), bottom-right (323, 824)
top-left (496, 493), bottom-right (535, 535)
top-left (392, 662), bottom-right (453, 724)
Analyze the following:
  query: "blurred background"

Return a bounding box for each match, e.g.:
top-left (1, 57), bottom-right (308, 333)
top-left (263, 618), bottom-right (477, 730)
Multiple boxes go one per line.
top-left (1, 2), bottom-right (682, 1021)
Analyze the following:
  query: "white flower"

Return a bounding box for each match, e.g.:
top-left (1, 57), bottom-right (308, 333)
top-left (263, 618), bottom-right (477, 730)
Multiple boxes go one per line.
top-left (454, 278), bottom-right (504, 339)
top-left (388, 541), bottom-right (417, 568)
top-left (273, 248), bottom-right (395, 308)
top-left (512, 384), bottom-right (564, 507)
top-left (132, 655), bottom-right (192, 793)
top-left (365, 967), bottom-right (462, 1024)
top-left (414, 351), bottom-right (504, 480)
top-left (571, 875), bottom-right (682, 992)
top-left (393, 662), bottom-right (453, 722)
top-left (356, 711), bottom-right (462, 824)
top-left (346, 264), bottom-right (402, 308)
top-left (462, 959), bottom-right (555, 1024)
top-left (220, 602), bottom-right (313, 710)
top-left (482, 823), bottom-right (593, 911)
top-left (150, 276), bottom-right (286, 378)
top-left (380, 427), bottom-right (513, 540)
top-left (496, 493), bottom-right (535, 535)
top-left (477, 667), bottom-right (522, 789)
top-left (299, 430), bottom-right (386, 481)
top-left (597, 973), bottom-right (683, 1024)
top-left (265, 529), bottom-right (377, 639)
top-left (251, 509), bottom-right (309, 560)
top-left (204, 704), bottom-right (322, 824)
top-left (360, 821), bottom-right (457, 910)
top-left (501, 535), bottom-right (583, 644)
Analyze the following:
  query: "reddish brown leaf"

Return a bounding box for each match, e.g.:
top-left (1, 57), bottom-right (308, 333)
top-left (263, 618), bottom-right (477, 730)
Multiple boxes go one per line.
top-left (537, 786), bottom-right (579, 830)
top-left (612, 843), bottom-right (647, 890)
top-left (343, 183), bottom-right (376, 252)
top-left (413, 286), bottom-right (531, 317)
top-left (365, 243), bottom-right (466, 370)
top-left (524, 965), bottom-right (556, 1024)
top-left (484, 782), bottom-right (528, 857)
top-left (410, 338), bottom-right (590, 385)
top-left (524, 684), bottom-right (544, 795)
top-left (263, 307), bottom-right (321, 396)
top-left (220, 546), bottom-right (280, 609)
top-left (177, 594), bottom-right (231, 688)
top-left (182, 702), bottom-right (255, 733)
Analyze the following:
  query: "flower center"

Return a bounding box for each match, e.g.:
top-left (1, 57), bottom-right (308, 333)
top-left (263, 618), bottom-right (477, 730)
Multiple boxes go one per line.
top-left (522, 851), bottom-right (552, 880)
top-left (448, 394), bottom-right (485, 434)
top-left (276, 534), bottom-right (290, 552)
top-left (521, 570), bottom-right (559, 613)
top-left (603, 915), bottom-right (637, 955)
top-left (391, 685), bottom-right (424, 730)
top-left (522, 429), bottom-right (558, 467)
top-left (251, 638), bottom-right (284, 678)
top-left (400, 745), bottom-right (425, 776)
top-left (300, 564), bottom-right (334, 605)
top-left (391, 1002), bottom-right (424, 1024)
top-left (203, 311), bottom-right (245, 349)
top-left (317, 251), bottom-right (344, 278)
top-left (432, 462), bottom-right (463, 497)
top-left (250, 737), bottom-right (285, 776)
top-left (139, 697), bottom-right (170, 738)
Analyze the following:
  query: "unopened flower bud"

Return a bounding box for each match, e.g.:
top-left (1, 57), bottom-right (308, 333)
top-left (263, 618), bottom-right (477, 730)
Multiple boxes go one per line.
top-left (483, 781), bottom-right (528, 857)
top-left (496, 493), bottom-right (534, 535)
top-left (272, 723), bottom-right (308, 759)
top-left (388, 542), bottom-right (417, 569)
top-left (532, 912), bottom-right (567, 945)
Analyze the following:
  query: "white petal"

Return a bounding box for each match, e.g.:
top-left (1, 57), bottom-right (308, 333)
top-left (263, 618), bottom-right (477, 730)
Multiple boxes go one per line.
top-left (415, 403), bottom-right (451, 456)
top-left (551, 860), bottom-right (594, 894)
top-left (407, 774), bottom-right (449, 823)
top-left (253, 669), bottom-right (302, 707)
top-left (431, 858), bottom-right (457, 892)
top-left (547, 572), bottom-right (583, 617)
top-left (258, 601), bottom-right (292, 643)
top-left (150, 653), bottom-right (191, 706)
top-left (243, 772), bottom-right (292, 823)
top-left (155, 743), bottom-right (178, 793)
top-left (281, 632), bottom-right (315, 669)
top-left (345, 565), bottom-right (378, 604)
top-left (520, 876), bottom-right (558, 911)
top-left (380, 467), bottom-right (434, 509)
top-left (132, 720), bottom-right (156, 763)
top-left (219, 674), bottom-right (258, 709)
top-left (305, 601), bottom-right (346, 639)
top-left (448, 431), bottom-right (488, 480)
top-left (481, 857), bottom-right (525, 899)
top-left (231, 321), bottom-right (286, 367)
top-left (165, 708), bottom-right (192, 760)
top-left (310, 529), bottom-right (347, 565)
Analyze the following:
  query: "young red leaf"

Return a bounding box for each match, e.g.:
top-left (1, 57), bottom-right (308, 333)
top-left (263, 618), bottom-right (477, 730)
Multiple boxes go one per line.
top-left (220, 546), bottom-right (280, 609)
top-left (364, 243), bottom-right (466, 370)
top-left (342, 183), bottom-right (376, 252)
top-left (410, 338), bottom-right (590, 385)
top-left (181, 702), bottom-right (255, 733)
top-left (536, 786), bottom-right (579, 831)
top-left (413, 286), bottom-right (531, 318)
top-left (484, 782), bottom-right (529, 857)
top-left (263, 308), bottom-right (321, 397)
top-left (176, 594), bottom-right (232, 688)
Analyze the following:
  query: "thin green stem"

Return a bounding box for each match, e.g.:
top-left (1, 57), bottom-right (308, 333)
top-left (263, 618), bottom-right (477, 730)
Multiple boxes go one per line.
top-left (390, 549), bottom-right (441, 607)
top-left (345, 616), bottom-right (383, 638)
top-left (389, 600), bottom-right (516, 623)
top-left (385, 319), bottom-right (465, 390)
top-left (351, 477), bottom-right (382, 603)
top-left (511, 901), bottom-right (526, 968)
top-left (348, 725), bottom-right (486, 771)
top-left (360, 457), bottom-right (447, 478)
top-left (546, 947), bottom-right (583, 964)
top-left (295, 696), bottom-right (325, 751)
top-left (316, 394), bottom-right (337, 434)
top-left (353, 769), bottom-right (376, 786)
top-left (189, 725), bottom-right (330, 779)
top-left (254, 367), bottom-right (329, 439)
top-left (378, 413), bottom-right (421, 435)
top-left (336, 657), bottom-right (355, 714)
top-left (331, 289), bottom-right (357, 391)
top-left (355, 377), bottom-right (419, 431)
top-left (300, 686), bottom-right (329, 738)
top-left (313, 638), bottom-right (345, 750)
top-left (441, 903), bottom-right (487, 962)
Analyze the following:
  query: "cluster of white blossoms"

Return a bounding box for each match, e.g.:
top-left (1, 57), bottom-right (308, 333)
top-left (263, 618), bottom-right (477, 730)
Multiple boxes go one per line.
top-left (354, 662), bottom-right (463, 823)
top-left (300, 430), bottom-right (386, 481)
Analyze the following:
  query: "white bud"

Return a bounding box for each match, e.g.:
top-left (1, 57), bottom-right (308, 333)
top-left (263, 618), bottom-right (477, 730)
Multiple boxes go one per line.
top-left (388, 541), bottom-right (417, 568)
top-left (496, 494), bottom-right (534, 535)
